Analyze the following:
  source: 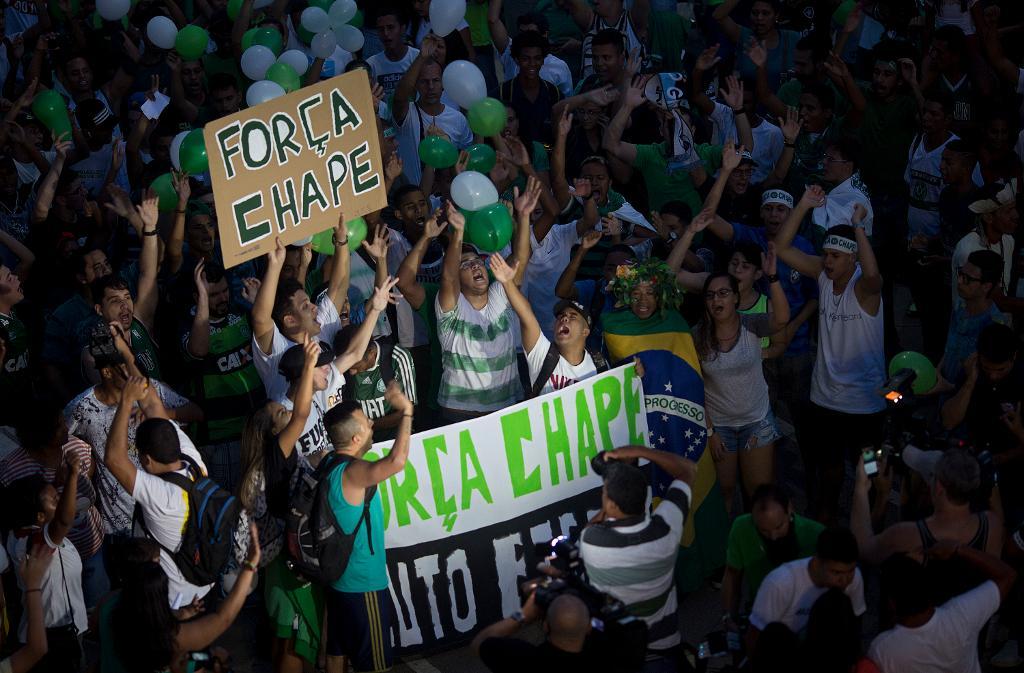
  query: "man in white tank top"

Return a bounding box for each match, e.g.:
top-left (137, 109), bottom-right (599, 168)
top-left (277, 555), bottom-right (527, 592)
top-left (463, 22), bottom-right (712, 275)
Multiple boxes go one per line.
top-left (774, 185), bottom-right (886, 524)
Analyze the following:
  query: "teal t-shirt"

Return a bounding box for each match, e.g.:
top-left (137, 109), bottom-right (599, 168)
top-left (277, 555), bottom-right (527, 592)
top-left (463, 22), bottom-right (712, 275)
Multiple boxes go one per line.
top-left (327, 460), bottom-right (388, 593)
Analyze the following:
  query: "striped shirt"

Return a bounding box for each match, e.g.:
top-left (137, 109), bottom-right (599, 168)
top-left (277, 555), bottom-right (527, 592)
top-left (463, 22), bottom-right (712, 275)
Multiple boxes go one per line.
top-left (435, 284), bottom-right (522, 413)
top-left (0, 439), bottom-right (104, 558)
top-left (579, 480), bottom-right (691, 652)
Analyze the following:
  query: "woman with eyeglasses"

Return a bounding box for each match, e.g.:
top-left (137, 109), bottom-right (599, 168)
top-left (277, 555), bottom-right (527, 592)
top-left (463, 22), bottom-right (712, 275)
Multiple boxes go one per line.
top-left (692, 247), bottom-right (789, 516)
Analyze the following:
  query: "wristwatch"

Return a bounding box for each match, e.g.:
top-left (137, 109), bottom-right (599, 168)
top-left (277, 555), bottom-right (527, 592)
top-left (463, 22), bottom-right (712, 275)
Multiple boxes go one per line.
top-left (767, 273), bottom-right (780, 284)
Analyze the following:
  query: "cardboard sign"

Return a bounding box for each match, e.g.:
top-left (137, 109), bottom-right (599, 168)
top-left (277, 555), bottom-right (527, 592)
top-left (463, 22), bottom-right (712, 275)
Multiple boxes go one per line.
top-left (204, 72), bottom-right (387, 268)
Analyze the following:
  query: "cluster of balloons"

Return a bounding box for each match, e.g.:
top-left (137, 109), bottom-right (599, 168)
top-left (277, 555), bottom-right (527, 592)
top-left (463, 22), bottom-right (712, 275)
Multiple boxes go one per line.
top-left (311, 217), bottom-right (368, 254)
top-left (451, 172), bottom-right (512, 252)
top-left (145, 17), bottom-right (209, 60)
top-left (169, 129), bottom-right (209, 174)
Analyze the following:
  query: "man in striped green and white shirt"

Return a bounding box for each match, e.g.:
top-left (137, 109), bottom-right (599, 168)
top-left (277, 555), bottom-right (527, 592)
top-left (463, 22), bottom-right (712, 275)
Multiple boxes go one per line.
top-left (435, 197), bottom-right (532, 422)
top-left (579, 446), bottom-right (695, 664)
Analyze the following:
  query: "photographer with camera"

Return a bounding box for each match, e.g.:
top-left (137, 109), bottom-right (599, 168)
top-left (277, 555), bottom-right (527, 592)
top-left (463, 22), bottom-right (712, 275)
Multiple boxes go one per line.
top-left (578, 445), bottom-right (696, 672)
top-left (471, 591), bottom-right (595, 671)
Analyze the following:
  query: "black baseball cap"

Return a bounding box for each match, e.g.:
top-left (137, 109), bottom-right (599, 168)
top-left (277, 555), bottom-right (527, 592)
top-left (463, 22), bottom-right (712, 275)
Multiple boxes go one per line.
top-left (75, 98), bottom-right (118, 135)
top-left (553, 299), bottom-right (590, 326)
top-left (278, 341), bottom-right (334, 381)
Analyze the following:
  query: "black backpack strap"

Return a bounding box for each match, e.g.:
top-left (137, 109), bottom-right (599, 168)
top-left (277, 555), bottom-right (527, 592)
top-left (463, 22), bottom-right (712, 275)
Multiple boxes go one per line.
top-left (343, 371), bottom-right (356, 402)
top-left (590, 349), bottom-right (610, 373)
top-left (330, 453), bottom-right (378, 555)
top-left (530, 342), bottom-right (562, 399)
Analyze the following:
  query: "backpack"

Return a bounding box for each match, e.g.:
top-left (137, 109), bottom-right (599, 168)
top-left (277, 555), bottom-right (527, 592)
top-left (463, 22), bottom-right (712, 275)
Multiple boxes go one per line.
top-left (284, 453), bottom-right (377, 585)
top-left (135, 460), bottom-right (241, 587)
top-left (342, 341), bottom-right (395, 403)
top-left (529, 342), bottom-right (609, 399)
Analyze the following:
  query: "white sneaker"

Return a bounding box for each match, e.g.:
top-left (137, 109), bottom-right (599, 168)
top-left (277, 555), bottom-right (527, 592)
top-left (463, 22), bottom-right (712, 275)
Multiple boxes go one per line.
top-left (991, 640), bottom-right (1023, 668)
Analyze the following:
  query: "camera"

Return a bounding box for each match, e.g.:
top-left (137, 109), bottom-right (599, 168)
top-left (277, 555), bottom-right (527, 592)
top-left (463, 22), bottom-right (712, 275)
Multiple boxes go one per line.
top-left (88, 322), bottom-right (125, 371)
top-left (880, 367), bottom-right (917, 405)
top-left (528, 536), bottom-right (648, 673)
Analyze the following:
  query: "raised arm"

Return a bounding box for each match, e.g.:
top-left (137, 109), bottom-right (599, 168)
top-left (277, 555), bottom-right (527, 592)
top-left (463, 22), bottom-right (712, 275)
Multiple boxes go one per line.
top-left (851, 456), bottom-right (916, 564)
top-left (711, 0), bottom-right (742, 45)
top-left (251, 240), bottom-right (287, 355)
top-left (603, 76), bottom-right (642, 166)
top-left (187, 261), bottom-right (211, 358)
top-left (438, 202), bottom-right (466, 313)
top-left (603, 445), bottom-right (696, 486)
top-left (335, 277), bottom-right (399, 371)
top-left (0, 228), bottom-right (35, 283)
top-left (133, 190), bottom-right (160, 332)
top-left (343, 383), bottom-right (414, 487)
top-left (32, 137), bottom-right (71, 223)
top-left (980, 6), bottom-right (1022, 87)
top-left (47, 451), bottom-right (81, 545)
top-left (163, 173), bottom-right (191, 276)
top-left (764, 107), bottom-right (800, 187)
top-left (928, 540), bottom-right (1017, 602)
top-left (720, 76), bottom-right (754, 151)
top-left (690, 45), bottom-right (722, 117)
top-left (278, 338), bottom-right (320, 456)
top-left (105, 377), bottom-right (152, 494)
top-left (9, 546), bottom-right (52, 673)
top-left (762, 244), bottom-right (789, 333)
top-left (396, 215), bottom-right (447, 310)
top-left (774, 186), bottom-right (824, 279)
top-left (851, 204), bottom-right (882, 309)
top-left (506, 181), bottom-right (536, 286)
top-left (325, 215), bottom-right (352, 312)
top-left (166, 53), bottom-right (199, 123)
top-left (823, 55), bottom-right (865, 126)
top-left (487, 0), bottom-right (510, 53)
top-left (746, 40), bottom-right (788, 120)
top-left (555, 231), bottom-right (601, 300)
top-left (491, 253), bottom-right (540, 351)
top-left (393, 36), bottom-right (441, 124)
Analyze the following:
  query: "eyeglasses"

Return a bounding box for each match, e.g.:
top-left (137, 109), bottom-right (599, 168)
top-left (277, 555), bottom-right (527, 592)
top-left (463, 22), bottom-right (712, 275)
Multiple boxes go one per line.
top-left (704, 288), bottom-right (735, 300)
top-left (823, 154), bottom-right (851, 164)
top-left (957, 267), bottom-right (982, 284)
top-left (459, 258), bottom-right (485, 270)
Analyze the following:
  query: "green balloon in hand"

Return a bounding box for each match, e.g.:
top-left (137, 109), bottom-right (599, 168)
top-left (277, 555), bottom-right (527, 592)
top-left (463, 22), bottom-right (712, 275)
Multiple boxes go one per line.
top-left (311, 217), bottom-right (369, 255)
top-left (467, 203), bottom-right (513, 252)
top-left (151, 173), bottom-right (179, 212)
top-left (418, 136), bottom-right (458, 169)
top-left (31, 90), bottom-right (72, 141)
top-left (179, 129), bottom-right (208, 174)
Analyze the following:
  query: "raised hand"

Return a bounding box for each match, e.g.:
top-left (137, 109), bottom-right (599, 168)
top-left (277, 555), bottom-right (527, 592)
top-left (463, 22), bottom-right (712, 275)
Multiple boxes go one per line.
top-left (361, 224), bottom-right (391, 260)
top-left (136, 189), bottom-right (159, 231)
top-left (572, 177), bottom-right (592, 199)
top-left (763, 242), bottom-right (778, 276)
top-left (557, 108), bottom-right (574, 138)
top-left (601, 215), bottom-right (622, 236)
top-left (624, 74), bottom-right (645, 109)
top-left (424, 214), bottom-right (448, 239)
top-left (384, 380), bottom-right (413, 414)
top-left (110, 140), bottom-right (126, 173)
top-left (720, 141), bottom-right (743, 171)
top-left (241, 277), bottom-right (261, 304)
top-left (779, 106), bottom-right (800, 143)
top-left (689, 208), bottom-right (716, 233)
top-left (580, 229), bottom-right (603, 250)
top-left (194, 259), bottom-right (208, 302)
top-left (370, 276), bottom-right (402, 311)
top-left (898, 58), bottom-right (917, 85)
top-left (385, 153), bottom-right (404, 182)
top-left (488, 252), bottom-right (519, 284)
top-left (720, 75), bottom-right (744, 110)
top-left (172, 171), bottom-right (191, 200)
top-left (801, 185), bottom-right (826, 209)
top-left (506, 136), bottom-right (531, 167)
top-left (446, 201), bottom-right (466, 233)
top-left (745, 38), bottom-right (767, 69)
top-left (303, 336), bottom-right (321, 369)
top-left (695, 43), bottom-right (721, 72)
top-left (267, 238), bottom-right (287, 267)
top-left (104, 184), bottom-right (134, 218)
top-left (121, 376), bottom-right (151, 404)
top-left (852, 202), bottom-right (868, 225)
top-left (513, 176), bottom-right (543, 217)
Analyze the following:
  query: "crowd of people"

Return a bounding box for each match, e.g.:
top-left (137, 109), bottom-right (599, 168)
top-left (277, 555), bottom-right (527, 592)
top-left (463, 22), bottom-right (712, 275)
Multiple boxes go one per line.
top-left (2, 0), bottom-right (1024, 671)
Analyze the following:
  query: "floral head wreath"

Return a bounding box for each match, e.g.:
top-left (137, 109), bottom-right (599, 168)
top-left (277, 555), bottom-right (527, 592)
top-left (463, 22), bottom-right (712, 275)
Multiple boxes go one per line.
top-left (607, 258), bottom-right (684, 314)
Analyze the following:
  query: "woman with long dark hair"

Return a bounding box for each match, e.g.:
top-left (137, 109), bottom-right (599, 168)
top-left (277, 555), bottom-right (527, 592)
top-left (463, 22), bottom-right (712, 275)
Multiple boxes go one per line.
top-left (104, 525), bottom-right (260, 673)
top-left (693, 246), bottom-right (789, 515)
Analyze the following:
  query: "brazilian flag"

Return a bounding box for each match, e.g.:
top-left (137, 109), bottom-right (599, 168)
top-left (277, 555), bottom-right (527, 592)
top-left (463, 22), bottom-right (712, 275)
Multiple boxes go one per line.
top-left (603, 309), bottom-right (728, 592)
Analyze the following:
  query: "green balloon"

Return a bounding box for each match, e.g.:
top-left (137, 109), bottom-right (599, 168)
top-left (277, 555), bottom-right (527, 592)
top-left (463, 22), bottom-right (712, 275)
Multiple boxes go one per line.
top-left (465, 143), bottom-right (496, 173)
top-left (241, 27), bottom-right (260, 52)
top-left (888, 350), bottom-right (937, 395)
top-left (151, 173), bottom-right (178, 212)
top-left (467, 97), bottom-right (507, 138)
top-left (31, 90), bottom-right (72, 141)
top-left (252, 27), bottom-right (284, 56)
top-left (175, 25), bottom-right (209, 60)
top-left (266, 62), bottom-right (300, 92)
top-left (179, 129), bottom-right (208, 174)
top-left (418, 135), bottom-right (458, 169)
top-left (227, 0), bottom-right (243, 19)
top-left (311, 217), bottom-right (368, 254)
top-left (467, 203), bottom-right (513, 252)
top-left (349, 9), bottom-right (364, 28)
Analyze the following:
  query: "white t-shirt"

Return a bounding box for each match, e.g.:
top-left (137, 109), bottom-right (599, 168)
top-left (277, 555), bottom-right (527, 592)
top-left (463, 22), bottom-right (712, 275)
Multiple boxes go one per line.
top-left (71, 140), bottom-right (131, 199)
top-left (498, 44), bottom-right (574, 97)
top-left (395, 102), bottom-right (473, 186)
top-left (14, 149), bottom-right (56, 187)
top-left (525, 223), bottom-right (578, 339)
top-left (708, 105), bottom-right (785, 185)
top-left (868, 580), bottom-right (1000, 673)
top-left (131, 434), bottom-right (212, 606)
top-left (64, 382), bottom-right (192, 535)
top-left (525, 332), bottom-right (597, 396)
top-left (749, 557), bottom-right (866, 634)
top-left (275, 363), bottom-right (345, 460)
top-left (368, 47), bottom-right (420, 98)
top-left (951, 230), bottom-right (1015, 311)
top-left (414, 19), bottom-right (469, 47)
top-left (7, 525), bottom-right (88, 642)
top-left (386, 229), bottom-right (445, 348)
top-left (252, 290), bottom-right (342, 401)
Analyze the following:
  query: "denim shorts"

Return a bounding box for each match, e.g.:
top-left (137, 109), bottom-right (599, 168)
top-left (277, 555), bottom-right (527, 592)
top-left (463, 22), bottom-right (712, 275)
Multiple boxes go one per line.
top-left (716, 410), bottom-right (782, 452)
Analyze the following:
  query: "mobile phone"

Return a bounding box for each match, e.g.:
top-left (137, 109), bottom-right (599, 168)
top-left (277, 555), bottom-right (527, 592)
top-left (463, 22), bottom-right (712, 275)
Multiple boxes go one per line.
top-left (863, 448), bottom-right (880, 476)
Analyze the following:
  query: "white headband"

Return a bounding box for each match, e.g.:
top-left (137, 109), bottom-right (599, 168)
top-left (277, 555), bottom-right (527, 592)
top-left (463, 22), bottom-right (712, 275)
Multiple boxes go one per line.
top-left (761, 189), bottom-right (793, 209)
top-left (822, 234), bottom-right (858, 255)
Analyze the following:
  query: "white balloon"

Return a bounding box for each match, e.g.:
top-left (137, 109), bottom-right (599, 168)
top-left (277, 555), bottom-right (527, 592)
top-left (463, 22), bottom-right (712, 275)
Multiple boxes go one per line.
top-left (328, 0), bottom-right (357, 28)
top-left (278, 49), bottom-right (310, 76)
top-left (241, 45), bottom-right (276, 81)
top-left (450, 171), bottom-right (499, 211)
top-left (97, 0), bottom-right (130, 21)
top-left (146, 16), bottom-right (178, 50)
top-left (301, 7), bottom-right (330, 34)
top-left (442, 60), bottom-right (486, 109)
top-left (334, 24), bottom-right (364, 53)
top-left (310, 31), bottom-right (338, 60)
top-left (246, 80), bottom-right (286, 107)
top-left (429, 0), bottom-right (466, 37)
top-left (169, 130), bottom-right (189, 171)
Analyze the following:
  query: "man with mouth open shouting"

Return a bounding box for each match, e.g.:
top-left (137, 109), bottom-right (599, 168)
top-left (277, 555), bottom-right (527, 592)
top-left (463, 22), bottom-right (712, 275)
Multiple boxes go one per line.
top-left (436, 197), bottom-right (531, 423)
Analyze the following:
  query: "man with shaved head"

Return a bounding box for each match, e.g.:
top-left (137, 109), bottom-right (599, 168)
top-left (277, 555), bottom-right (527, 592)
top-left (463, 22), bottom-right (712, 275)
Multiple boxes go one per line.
top-left (472, 590), bottom-right (594, 669)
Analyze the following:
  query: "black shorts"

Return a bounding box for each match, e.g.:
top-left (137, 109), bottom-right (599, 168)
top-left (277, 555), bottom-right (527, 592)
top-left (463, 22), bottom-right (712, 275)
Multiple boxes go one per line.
top-left (807, 402), bottom-right (886, 463)
top-left (325, 587), bottom-right (396, 672)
